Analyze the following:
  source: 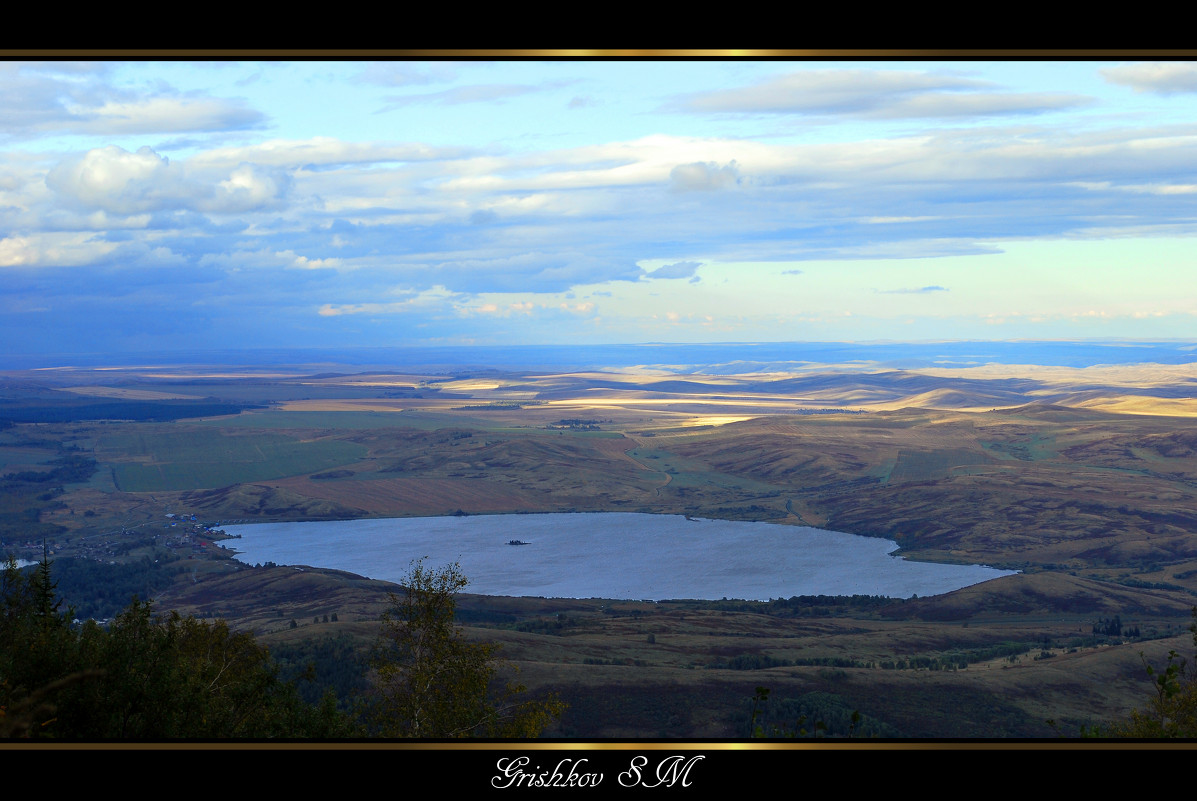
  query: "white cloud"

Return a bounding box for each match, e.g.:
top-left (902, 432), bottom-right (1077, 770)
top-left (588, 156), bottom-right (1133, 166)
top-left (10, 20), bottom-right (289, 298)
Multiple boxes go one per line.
top-left (867, 92), bottom-right (1091, 120)
top-left (1118, 183), bottom-right (1197, 195)
top-left (214, 164), bottom-right (290, 213)
top-left (0, 64), bottom-right (264, 138)
top-left (456, 299), bottom-right (539, 317)
top-left (284, 251), bottom-right (344, 270)
top-left (77, 97), bottom-right (264, 135)
top-left (670, 161), bottom-right (740, 192)
top-left (199, 248), bottom-right (342, 272)
top-left (47, 146), bottom-right (180, 215)
top-left (674, 69), bottom-right (1089, 119)
top-left (0, 235), bottom-right (37, 266)
top-left (46, 145), bottom-right (291, 216)
top-left (190, 138), bottom-right (467, 169)
top-left (1102, 62), bottom-right (1197, 94)
top-left (0, 232), bottom-right (118, 268)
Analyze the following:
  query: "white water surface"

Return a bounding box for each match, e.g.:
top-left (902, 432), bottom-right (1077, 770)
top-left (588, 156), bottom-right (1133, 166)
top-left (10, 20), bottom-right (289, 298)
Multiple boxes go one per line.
top-left (223, 513), bottom-right (1015, 601)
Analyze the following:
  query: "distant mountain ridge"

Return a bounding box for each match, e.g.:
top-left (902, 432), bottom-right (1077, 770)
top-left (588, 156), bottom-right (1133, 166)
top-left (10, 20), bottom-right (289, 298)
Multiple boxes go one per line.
top-left (5, 340), bottom-right (1197, 372)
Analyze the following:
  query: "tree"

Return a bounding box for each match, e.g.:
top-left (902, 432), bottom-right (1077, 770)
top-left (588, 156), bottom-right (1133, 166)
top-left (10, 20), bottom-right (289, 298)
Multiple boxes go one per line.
top-left (366, 559), bottom-right (563, 738)
top-left (2, 556), bottom-right (354, 739)
top-left (1, 552), bottom-right (82, 735)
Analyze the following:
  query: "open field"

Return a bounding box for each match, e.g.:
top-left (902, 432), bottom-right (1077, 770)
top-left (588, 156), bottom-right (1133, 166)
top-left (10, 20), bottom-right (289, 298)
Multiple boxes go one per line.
top-left (4, 356), bottom-right (1197, 737)
top-left (94, 427), bottom-right (369, 492)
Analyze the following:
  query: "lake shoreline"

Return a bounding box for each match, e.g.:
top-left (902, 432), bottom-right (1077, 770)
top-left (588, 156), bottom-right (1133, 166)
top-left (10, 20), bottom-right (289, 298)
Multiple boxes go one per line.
top-left (224, 512), bottom-right (1017, 602)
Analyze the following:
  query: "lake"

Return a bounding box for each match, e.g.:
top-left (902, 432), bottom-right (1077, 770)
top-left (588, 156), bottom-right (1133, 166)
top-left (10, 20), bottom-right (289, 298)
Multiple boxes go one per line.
top-left (222, 513), bottom-right (1016, 601)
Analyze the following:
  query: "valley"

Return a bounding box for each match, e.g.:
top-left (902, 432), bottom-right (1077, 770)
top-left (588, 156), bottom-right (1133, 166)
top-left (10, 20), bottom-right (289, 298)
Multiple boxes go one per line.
top-left (3, 354), bottom-right (1197, 738)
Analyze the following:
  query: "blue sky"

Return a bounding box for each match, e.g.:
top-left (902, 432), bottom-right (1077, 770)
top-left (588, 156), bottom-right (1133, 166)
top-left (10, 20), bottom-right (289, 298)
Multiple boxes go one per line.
top-left (3, 58), bottom-right (1197, 357)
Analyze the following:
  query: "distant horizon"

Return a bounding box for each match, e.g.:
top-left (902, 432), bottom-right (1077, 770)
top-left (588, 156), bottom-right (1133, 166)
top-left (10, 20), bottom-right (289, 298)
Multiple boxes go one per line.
top-left (6, 337), bottom-right (1197, 373)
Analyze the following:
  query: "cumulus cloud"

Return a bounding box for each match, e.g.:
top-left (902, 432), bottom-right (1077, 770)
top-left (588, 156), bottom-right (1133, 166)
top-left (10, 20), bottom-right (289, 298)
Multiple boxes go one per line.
top-left (46, 145), bottom-right (291, 216)
top-left (672, 69), bottom-right (1089, 119)
top-left (0, 232), bottom-right (118, 268)
top-left (670, 161), bottom-right (740, 192)
top-left (1101, 63), bottom-right (1197, 94)
top-left (46, 146), bottom-right (182, 215)
top-left (214, 164), bottom-right (291, 213)
top-left (0, 235), bottom-right (39, 266)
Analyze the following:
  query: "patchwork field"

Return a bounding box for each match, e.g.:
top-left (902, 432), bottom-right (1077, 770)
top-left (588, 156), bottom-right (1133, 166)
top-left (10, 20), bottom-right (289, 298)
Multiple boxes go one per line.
top-left (95, 428), bottom-right (368, 492)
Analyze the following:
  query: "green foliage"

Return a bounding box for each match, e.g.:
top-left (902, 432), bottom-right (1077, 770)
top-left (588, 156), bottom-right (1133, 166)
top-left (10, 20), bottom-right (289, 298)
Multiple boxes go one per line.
top-left (270, 633), bottom-right (371, 712)
top-left (1, 454), bottom-right (98, 485)
top-left (45, 556), bottom-right (179, 621)
top-left (365, 559), bottom-right (564, 738)
top-left (747, 686), bottom-right (900, 739)
top-left (1, 555), bottom-right (354, 739)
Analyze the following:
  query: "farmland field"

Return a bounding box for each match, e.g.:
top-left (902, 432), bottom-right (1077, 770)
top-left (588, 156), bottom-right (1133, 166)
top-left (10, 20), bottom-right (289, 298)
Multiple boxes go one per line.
top-left (199, 410), bottom-right (421, 430)
top-left (98, 428), bottom-right (367, 492)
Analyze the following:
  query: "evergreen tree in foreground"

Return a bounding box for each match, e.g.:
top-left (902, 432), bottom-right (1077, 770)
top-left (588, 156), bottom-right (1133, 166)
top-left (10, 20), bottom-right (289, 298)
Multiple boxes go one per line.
top-left (1, 555), bottom-right (351, 739)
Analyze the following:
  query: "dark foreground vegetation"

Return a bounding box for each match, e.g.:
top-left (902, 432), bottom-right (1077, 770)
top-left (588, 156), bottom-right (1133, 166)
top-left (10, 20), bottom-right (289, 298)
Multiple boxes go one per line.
top-left (0, 555), bottom-right (562, 739)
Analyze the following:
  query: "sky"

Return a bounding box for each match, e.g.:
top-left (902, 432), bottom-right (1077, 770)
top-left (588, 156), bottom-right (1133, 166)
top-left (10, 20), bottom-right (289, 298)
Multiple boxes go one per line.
top-left (3, 58), bottom-right (1197, 358)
